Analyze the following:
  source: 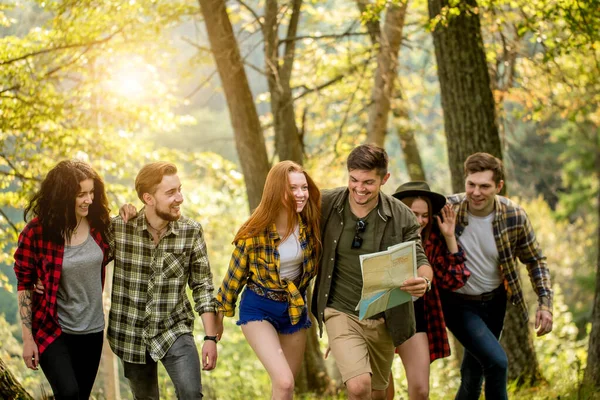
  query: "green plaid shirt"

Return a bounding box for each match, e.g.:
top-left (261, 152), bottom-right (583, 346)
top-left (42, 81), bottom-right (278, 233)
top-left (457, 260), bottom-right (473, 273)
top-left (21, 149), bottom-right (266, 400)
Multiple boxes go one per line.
top-left (107, 209), bottom-right (216, 364)
top-left (447, 193), bottom-right (553, 321)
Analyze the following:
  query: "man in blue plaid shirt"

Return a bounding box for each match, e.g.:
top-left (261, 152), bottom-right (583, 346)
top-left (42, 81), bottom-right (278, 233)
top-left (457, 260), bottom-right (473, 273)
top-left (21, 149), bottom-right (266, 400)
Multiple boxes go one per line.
top-left (108, 161), bottom-right (221, 399)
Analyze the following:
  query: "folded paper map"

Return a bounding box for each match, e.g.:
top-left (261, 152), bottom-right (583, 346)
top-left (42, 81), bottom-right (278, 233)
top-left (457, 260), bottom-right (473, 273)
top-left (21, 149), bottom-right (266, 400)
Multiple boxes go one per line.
top-left (356, 241), bottom-right (417, 320)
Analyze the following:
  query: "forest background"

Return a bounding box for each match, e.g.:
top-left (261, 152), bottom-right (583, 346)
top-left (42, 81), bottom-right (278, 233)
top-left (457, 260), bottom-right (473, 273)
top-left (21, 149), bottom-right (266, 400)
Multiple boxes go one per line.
top-left (0, 0), bottom-right (598, 399)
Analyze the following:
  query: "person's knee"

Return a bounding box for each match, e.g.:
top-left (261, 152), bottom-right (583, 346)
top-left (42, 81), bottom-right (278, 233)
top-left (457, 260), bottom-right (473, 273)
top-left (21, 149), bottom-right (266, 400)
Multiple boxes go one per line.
top-left (273, 374), bottom-right (295, 397)
top-left (411, 384), bottom-right (429, 400)
top-left (487, 353), bottom-right (508, 374)
top-left (176, 381), bottom-right (203, 400)
top-left (57, 386), bottom-right (79, 400)
top-left (346, 375), bottom-right (371, 399)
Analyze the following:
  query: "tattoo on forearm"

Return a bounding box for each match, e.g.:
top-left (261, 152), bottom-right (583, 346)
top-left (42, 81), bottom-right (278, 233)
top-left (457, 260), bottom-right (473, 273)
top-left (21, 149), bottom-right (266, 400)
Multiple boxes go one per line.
top-left (18, 291), bottom-right (33, 330)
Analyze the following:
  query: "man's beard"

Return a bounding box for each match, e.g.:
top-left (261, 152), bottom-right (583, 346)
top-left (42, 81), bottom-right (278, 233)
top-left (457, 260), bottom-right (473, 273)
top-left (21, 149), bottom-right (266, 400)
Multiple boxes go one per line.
top-left (156, 205), bottom-right (181, 221)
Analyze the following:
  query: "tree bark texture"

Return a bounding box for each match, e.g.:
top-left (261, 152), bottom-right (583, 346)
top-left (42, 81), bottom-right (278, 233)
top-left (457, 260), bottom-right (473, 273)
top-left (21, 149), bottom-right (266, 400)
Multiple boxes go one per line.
top-left (500, 305), bottom-right (544, 386)
top-left (0, 357), bottom-right (33, 400)
top-left (428, 0), bottom-right (502, 192)
top-left (198, 0), bottom-right (270, 210)
top-left (366, 1), bottom-right (408, 146)
top-left (263, 0), bottom-right (304, 164)
top-left (392, 96), bottom-right (426, 181)
top-left (429, 0), bottom-right (542, 387)
top-left (583, 144), bottom-right (600, 389)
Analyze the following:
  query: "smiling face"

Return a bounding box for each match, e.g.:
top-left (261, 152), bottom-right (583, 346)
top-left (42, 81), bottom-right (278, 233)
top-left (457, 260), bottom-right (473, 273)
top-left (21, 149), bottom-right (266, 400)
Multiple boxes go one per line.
top-left (146, 174), bottom-right (183, 221)
top-left (410, 198), bottom-right (429, 235)
top-left (75, 178), bottom-right (95, 219)
top-left (288, 171), bottom-right (309, 212)
top-left (465, 170), bottom-right (503, 217)
top-left (347, 169), bottom-right (390, 209)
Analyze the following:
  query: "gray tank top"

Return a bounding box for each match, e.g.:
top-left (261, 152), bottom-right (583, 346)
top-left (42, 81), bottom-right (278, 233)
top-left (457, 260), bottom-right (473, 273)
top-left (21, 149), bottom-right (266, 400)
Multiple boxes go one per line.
top-left (57, 233), bottom-right (105, 334)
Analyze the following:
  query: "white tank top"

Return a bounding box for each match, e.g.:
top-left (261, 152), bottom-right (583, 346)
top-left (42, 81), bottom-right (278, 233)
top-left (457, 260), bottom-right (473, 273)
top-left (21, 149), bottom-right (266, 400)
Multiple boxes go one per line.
top-left (278, 225), bottom-right (303, 281)
top-left (455, 212), bottom-right (502, 295)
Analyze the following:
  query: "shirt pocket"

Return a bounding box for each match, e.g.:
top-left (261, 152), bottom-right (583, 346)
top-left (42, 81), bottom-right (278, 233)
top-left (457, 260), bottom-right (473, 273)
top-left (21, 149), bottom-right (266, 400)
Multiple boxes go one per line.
top-left (162, 252), bottom-right (188, 278)
top-left (254, 257), bottom-right (276, 282)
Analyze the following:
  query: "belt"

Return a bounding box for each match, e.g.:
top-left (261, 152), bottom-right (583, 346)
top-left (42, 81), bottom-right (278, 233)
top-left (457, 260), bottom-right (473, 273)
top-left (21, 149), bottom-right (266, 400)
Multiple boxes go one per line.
top-left (246, 281), bottom-right (289, 303)
top-left (450, 285), bottom-right (505, 302)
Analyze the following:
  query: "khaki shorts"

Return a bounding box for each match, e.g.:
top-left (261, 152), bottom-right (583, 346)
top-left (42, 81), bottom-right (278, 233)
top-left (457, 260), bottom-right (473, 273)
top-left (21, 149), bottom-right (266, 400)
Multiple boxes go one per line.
top-left (324, 307), bottom-right (395, 390)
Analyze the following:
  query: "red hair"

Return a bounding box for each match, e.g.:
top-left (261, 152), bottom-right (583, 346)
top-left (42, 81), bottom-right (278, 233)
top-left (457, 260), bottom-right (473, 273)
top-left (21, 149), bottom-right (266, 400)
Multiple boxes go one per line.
top-left (234, 161), bottom-right (321, 257)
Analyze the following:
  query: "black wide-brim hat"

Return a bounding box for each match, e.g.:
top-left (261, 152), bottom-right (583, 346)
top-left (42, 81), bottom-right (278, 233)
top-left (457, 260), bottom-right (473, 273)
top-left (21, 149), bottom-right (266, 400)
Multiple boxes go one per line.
top-left (392, 181), bottom-right (447, 216)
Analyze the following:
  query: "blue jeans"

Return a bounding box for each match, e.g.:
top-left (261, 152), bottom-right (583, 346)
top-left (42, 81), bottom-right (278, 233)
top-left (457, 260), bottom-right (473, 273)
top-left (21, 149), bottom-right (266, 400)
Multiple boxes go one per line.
top-left (441, 287), bottom-right (508, 400)
top-left (123, 333), bottom-right (202, 400)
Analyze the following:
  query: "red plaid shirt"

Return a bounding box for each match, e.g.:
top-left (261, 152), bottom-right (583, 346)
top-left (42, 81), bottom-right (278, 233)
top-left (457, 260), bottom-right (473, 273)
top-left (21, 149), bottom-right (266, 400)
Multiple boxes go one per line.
top-left (13, 218), bottom-right (111, 355)
top-left (423, 230), bottom-right (470, 362)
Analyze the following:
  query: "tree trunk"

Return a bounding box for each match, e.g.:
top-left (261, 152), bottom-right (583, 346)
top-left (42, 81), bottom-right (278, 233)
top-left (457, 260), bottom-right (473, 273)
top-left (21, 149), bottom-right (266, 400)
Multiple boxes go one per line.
top-left (0, 357), bottom-right (33, 400)
top-left (392, 94), bottom-right (426, 181)
top-left (428, 0), bottom-right (543, 388)
top-left (264, 0), bottom-right (304, 164)
top-left (428, 0), bottom-right (502, 192)
top-left (197, 0), bottom-right (270, 210)
top-left (365, 1), bottom-right (408, 146)
top-left (396, 125), bottom-right (426, 181)
top-left (500, 305), bottom-right (543, 386)
top-left (583, 141), bottom-right (600, 389)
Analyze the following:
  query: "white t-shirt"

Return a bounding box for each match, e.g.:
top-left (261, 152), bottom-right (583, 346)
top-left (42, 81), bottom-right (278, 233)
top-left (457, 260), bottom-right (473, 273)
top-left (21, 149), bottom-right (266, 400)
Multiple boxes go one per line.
top-left (455, 212), bottom-right (502, 295)
top-left (279, 225), bottom-right (303, 281)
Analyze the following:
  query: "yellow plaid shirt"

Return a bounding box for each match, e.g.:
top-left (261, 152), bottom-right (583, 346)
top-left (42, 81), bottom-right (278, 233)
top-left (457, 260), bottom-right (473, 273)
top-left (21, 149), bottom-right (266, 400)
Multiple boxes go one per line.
top-left (215, 218), bottom-right (318, 325)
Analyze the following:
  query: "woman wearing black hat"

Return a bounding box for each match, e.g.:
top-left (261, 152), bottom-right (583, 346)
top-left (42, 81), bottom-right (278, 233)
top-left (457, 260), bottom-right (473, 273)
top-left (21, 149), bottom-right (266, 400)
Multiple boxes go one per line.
top-left (387, 181), bottom-right (470, 400)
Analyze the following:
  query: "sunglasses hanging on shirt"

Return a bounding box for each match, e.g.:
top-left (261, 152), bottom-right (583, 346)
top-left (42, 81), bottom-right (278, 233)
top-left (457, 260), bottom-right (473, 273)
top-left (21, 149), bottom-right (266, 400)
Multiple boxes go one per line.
top-left (351, 219), bottom-right (368, 249)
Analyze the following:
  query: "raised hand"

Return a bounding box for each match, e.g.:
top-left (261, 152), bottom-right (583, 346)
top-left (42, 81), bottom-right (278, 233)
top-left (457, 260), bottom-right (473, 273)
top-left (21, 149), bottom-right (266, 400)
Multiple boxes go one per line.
top-left (435, 204), bottom-right (456, 239)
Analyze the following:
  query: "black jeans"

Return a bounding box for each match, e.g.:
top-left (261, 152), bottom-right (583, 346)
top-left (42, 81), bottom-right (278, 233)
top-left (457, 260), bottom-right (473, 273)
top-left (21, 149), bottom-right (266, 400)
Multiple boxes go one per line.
top-left (123, 333), bottom-right (203, 400)
top-left (39, 331), bottom-right (104, 400)
top-left (441, 288), bottom-right (508, 400)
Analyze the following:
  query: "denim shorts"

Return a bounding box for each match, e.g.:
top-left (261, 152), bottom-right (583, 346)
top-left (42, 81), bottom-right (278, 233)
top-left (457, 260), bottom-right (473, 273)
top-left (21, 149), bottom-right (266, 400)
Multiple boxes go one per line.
top-left (237, 287), bottom-right (311, 334)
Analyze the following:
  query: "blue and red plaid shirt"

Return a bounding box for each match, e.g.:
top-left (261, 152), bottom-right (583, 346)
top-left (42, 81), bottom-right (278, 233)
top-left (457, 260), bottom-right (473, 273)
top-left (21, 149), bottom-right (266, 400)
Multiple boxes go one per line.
top-left (423, 229), bottom-right (470, 362)
top-left (13, 218), bottom-right (111, 354)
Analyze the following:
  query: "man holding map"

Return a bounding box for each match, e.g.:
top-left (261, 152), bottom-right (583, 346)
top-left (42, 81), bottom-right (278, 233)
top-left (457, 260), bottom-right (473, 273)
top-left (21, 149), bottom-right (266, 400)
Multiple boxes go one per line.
top-left (312, 144), bottom-right (432, 400)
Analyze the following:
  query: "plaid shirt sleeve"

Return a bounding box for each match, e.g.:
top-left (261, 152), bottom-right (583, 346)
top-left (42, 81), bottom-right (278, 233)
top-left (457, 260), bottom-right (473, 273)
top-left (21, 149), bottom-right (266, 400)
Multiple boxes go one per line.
top-left (190, 225), bottom-right (217, 315)
top-left (215, 239), bottom-right (249, 317)
top-left (14, 224), bottom-right (37, 290)
top-left (516, 210), bottom-right (552, 313)
top-left (428, 231), bottom-right (470, 291)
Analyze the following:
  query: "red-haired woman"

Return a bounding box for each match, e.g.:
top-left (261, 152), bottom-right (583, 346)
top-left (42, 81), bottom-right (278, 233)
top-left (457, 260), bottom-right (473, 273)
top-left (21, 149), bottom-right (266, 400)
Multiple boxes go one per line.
top-left (14, 160), bottom-right (112, 399)
top-left (387, 181), bottom-right (470, 399)
top-left (215, 161), bottom-right (321, 400)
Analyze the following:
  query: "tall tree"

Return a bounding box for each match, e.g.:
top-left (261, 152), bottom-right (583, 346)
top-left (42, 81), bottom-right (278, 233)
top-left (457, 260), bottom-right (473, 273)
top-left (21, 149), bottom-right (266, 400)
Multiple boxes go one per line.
top-left (358, 0), bottom-right (426, 180)
top-left (264, 0), bottom-right (304, 164)
top-left (197, 0), bottom-right (270, 211)
top-left (428, 0), bottom-right (502, 190)
top-left (428, 0), bottom-right (543, 386)
top-left (364, 0), bottom-right (408, 146)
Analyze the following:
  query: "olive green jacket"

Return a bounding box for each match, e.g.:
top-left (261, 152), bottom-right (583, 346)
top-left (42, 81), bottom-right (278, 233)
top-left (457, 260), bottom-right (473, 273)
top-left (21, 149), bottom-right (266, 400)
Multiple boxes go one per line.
top-left (311, 187), bottom-right (430, 345)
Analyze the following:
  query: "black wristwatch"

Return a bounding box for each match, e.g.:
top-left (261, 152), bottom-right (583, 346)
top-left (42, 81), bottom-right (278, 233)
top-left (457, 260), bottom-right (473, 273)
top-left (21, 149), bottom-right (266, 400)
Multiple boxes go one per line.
top-left (204, 335), bottom-right (218, 343)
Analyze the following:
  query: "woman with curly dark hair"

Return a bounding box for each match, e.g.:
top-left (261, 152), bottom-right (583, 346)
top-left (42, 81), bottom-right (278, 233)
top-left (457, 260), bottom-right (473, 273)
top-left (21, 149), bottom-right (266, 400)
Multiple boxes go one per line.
top-left (14, 160), bottom-right (112, 400)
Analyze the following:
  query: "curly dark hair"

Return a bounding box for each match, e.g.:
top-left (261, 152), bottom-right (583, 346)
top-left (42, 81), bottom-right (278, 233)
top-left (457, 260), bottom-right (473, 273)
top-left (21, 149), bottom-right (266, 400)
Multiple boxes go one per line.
top-left (24, 160), bottom-right (111, 244)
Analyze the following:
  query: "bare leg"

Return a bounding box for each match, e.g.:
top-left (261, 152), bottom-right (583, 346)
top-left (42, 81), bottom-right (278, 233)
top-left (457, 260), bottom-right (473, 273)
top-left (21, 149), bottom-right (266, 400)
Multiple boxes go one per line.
top-left (346, 373), bottom-right (372, 400)
top-left (278, 328), bottom-right (308, 378)
top-left (396, 332), bottom-right (430, 399)
top-left (386, 371), bottom-right (395, 400)
top-left (242, 321), bottom-right (295, 400)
